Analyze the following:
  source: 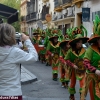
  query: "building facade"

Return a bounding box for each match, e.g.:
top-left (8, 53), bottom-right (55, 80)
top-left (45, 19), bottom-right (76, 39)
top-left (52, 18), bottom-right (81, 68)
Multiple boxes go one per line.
top-left (52, 0), bottom-right (75, 34)
top-left (20, 0), bottom-right (100, 37)
top-left (74, 0), bottom-right (100, 37)
top-left (26, 0), bottom-right (43, 37)
top-left (20, 0), bottom-right (29, 32)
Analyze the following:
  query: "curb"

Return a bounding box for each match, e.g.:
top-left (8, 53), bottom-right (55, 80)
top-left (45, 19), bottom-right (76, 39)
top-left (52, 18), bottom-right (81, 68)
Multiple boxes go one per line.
top-left (21, 66), bottom-right (37, 85)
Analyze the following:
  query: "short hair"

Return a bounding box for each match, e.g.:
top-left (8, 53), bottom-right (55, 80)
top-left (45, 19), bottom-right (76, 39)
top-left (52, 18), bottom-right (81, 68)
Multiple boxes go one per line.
top-left (0, 23), bottom-right (16, 46)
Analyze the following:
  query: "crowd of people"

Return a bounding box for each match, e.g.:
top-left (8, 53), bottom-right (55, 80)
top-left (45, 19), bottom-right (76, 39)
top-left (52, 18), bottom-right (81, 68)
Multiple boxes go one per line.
top-left (32, 15), bottom-right (100, 100)
top-left (0, 15), bottom-right (100, 100)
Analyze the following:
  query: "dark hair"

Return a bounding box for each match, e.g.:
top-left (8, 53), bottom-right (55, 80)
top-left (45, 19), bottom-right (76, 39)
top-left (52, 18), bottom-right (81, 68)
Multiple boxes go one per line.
top-left (51, 37), bottom-right (58, 45)
top-left (60, 42), bottom-right (67, 49)
top-left (0, 23), bottom-right (16, 46)
top-left (71, 39), bottom-right (83, 52)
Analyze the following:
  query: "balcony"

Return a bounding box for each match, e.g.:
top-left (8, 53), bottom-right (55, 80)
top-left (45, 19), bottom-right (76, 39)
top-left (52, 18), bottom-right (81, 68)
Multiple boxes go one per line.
top-left (26, 12), bottom-right (37, 22)
top-left (42, 0), bottom-right (49, 3)
top-left (62, 0), bottom-right (72, 8)
top-left (21, 16), bottom-right (26, 22)
top-left (54, 0), bottom-right (63, 12)
top-left (72, 0), bottom-right (84, 8)
top-left (52, 7), bottom-right (75, 22)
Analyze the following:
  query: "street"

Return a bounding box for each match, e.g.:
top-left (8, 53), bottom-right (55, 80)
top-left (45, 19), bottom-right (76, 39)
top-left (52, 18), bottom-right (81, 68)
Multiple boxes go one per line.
top-left (22, 61), bottom-right (89, 100)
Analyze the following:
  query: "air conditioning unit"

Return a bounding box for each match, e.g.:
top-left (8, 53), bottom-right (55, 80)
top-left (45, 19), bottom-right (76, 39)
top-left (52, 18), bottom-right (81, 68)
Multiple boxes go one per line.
top-left (67, 7), bottom-right (73, 17)
top-left (46, 2), bottom-right (50, 7)
top-left (57, 12), bottom-right (62, 19)
top-left (62, 9), bottom-right (68, 18)
top-left (62, 9), bottom-right (67, 14)
top-left (72, 6), bottom-right (75, 16)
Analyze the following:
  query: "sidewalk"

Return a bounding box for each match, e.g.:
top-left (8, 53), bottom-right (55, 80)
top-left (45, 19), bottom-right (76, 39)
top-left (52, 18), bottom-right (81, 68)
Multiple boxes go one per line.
top-left (21, 66), bottom-right (37, 85)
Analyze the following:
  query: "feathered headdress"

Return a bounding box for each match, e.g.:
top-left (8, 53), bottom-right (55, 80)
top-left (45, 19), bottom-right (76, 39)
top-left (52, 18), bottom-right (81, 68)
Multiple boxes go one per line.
top-left (88, 15), bottom-right (100, 43)
top-left (68, 25), bottom-right (89, 46)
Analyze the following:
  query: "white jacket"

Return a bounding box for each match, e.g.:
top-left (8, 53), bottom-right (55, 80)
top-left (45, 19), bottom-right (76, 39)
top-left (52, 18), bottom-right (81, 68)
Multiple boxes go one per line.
top-left (0, 39), bottom-right (38, 96)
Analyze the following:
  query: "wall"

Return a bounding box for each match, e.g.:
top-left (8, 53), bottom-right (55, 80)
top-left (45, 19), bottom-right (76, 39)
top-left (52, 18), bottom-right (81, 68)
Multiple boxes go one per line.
top-left (49, 0), bottom-right (54, 15)
top-left (74, 0), bottom-right (100, 37)
top-left (20, 0), bottom-right (29, 32)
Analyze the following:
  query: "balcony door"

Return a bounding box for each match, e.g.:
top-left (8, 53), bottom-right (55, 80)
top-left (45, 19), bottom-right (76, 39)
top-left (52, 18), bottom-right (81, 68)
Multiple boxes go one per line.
top-left (77, 13), bottom-right (82, 27)
top-left (42, 5), bottom-right (49, 20)
top-left (58, 25), bottom-right (62, 30)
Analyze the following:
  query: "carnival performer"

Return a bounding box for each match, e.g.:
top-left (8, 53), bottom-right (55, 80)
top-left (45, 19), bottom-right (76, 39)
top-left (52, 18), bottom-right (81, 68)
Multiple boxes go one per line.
top-left (44, 28), bottom-right (53, 66)
top-left (32, 28), bottom-right (43, 60)
top-left (46, 28), bottom-right (62, 81)
top-left (59, 32), bottom-right (70, 88)
top-left (32, 28), bottom-right (42, 45)
top-left (64, 25), bottom-right (89, 100)
top-left (38, 30), bottom-right (46, 63)
top-left (83, 15), bottom-right (100, 100)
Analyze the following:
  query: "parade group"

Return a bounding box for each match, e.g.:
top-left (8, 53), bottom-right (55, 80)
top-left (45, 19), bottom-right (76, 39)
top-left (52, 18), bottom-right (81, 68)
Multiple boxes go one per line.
top-left (31, 15), bottom-right (100, 100)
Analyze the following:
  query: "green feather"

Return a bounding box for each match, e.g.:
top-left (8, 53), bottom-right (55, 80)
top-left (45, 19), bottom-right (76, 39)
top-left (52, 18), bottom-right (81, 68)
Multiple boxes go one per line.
top-left (80, 25), bottom-right (87, 37)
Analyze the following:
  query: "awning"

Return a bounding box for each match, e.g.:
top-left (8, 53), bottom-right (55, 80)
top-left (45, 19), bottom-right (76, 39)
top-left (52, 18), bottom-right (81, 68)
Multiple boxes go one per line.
top-left (0, 3), bottom-right (18, 24)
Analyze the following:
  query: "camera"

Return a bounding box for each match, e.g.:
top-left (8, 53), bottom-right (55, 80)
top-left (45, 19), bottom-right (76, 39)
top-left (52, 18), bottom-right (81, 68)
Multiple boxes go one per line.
top-left (15, 32), bottom-right (22, 39)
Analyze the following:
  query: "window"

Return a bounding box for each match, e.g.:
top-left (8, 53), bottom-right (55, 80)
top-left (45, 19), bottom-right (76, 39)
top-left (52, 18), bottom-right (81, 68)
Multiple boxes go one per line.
top-left (58, 25), bottom-right (62, 30)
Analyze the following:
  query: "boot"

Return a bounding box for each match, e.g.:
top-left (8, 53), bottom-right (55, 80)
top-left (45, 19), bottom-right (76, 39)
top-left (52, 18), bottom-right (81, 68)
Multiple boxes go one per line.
top-left (65, 81), bottom-right (69, 89)
top-left (69, 94), bottom-right (75, 100)
top-left (61, 82), bottom-right (65, 88)
top-left (46, 62), bottom-right (49, 66)
top-left (53, 73), bottom-right (58, 81)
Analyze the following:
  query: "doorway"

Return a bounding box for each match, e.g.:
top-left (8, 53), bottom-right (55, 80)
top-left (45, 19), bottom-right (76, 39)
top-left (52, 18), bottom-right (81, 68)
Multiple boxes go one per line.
top-left (77, 13), bottom-right (82, 27)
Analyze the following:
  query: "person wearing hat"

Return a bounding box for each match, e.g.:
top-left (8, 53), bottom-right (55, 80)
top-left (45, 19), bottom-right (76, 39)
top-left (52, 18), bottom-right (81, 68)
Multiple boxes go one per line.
top-left (32, 28), bottom-right (43, 60)
top-left (59, 32), bottom-right (70, 88)
top-left (46, 28), bottom-right (61, 81)
top-left (44, 28), bottom-right (52, 66)
top-left (83, 15), bottom-right (100, 100)
top-left (32, 28), bottom-right (42, 45)
top-left (64, 25), bottom-right (89, 100)
top-left (38, 30), bottom-right (46, 63)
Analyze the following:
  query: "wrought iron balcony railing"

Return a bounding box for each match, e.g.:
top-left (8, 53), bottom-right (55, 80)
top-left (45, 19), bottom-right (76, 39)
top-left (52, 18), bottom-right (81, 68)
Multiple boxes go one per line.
top-left (62, 0), bottom-right (72, 4)
top-left (26, 12), bottom-right (37, 22)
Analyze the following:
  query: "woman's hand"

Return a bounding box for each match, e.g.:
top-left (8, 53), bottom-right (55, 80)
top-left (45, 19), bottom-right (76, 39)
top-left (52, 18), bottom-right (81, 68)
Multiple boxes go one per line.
top-left (21, 33), bottom-right (29, 41)
top-left (95, 70), bottom-right (100, 76)
top-left (73, 65), bottom-right (78, 69)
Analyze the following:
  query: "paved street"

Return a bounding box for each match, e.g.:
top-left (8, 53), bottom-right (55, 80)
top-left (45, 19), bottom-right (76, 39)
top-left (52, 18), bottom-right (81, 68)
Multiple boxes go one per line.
top-left (22, 61), bottom-right (89, 100)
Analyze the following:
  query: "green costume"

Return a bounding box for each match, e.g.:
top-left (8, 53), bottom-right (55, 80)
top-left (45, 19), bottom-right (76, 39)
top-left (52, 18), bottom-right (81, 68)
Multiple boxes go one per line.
top-left (64, 26), bottom-right (88, 100)
top-left (32, 36), bottom-right (42, 44)
top-left (47, 41), bottom-right (60, 74)
top-left (84, 15), bottom-right (100, 100)
top-left (32, 28), bottom-right (42, 45)
top-left (59, 32), bottom-right (70, 88)
top-left (46, 28), bottom-right (62, 81)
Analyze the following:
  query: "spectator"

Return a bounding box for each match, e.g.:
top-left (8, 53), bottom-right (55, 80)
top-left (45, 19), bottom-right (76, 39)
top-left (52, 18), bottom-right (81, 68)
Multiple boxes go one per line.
top-left (0, 23), bottom-right (38, 100)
